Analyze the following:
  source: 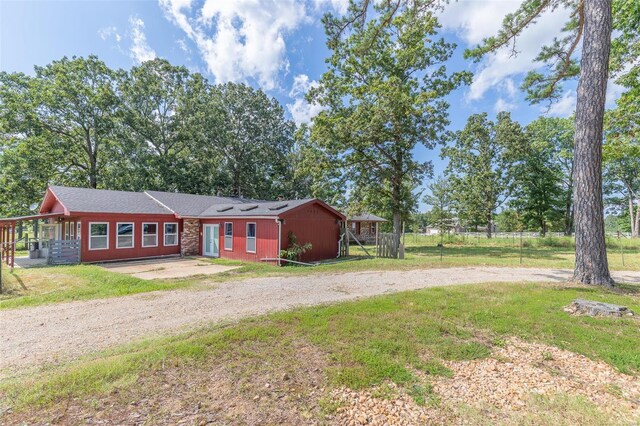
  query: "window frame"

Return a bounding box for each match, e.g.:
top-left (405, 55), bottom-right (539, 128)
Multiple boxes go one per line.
top-left (142, 222), bottom-right (159, 248)
top-left (246, 222), bottom-right (256, 253)
top-left (224, 222), bottom-right (233, 251)
top-left (116, 222), bottom-right (135, 249)
top-left (163, 222), bottom-right (179, 247)
top-left (88, 222), bottom-right (109, 251)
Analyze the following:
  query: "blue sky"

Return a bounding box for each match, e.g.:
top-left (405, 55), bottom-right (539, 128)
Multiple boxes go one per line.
top-left (0, 0), bottom-right (622, 209)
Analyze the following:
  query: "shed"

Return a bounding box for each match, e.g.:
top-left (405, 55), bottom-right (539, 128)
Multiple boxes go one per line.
top-left (348, 213), bottom-right (387, 244)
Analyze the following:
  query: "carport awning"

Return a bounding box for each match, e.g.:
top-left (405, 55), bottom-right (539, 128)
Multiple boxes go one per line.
top-left (0, 212), bottom-right (64, 225)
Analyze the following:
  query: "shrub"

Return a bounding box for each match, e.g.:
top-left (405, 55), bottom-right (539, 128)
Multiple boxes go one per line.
top-left (279, 231), bottom-right (312, 263)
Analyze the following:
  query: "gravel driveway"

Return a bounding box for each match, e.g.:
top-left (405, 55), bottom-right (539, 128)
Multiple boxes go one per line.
top-left (3, 267), bottom-right (639, 377)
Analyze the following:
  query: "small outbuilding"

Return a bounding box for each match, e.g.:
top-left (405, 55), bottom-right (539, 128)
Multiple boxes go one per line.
top-left (0, 186), bottom-right (346, 267)
top-left (348, 213), bottom-right (387, 244)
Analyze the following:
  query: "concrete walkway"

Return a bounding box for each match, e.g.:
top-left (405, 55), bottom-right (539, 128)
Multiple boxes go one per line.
top-left (100, 257), bottom-right (239, 280)
top-left (2, 267), bottom-right (639, 377)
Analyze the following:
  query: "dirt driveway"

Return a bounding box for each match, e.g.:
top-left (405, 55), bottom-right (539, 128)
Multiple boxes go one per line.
top-left (2, 267), bottom-right (639, 377)
top-left (100, 257), bottom-right (239, 280)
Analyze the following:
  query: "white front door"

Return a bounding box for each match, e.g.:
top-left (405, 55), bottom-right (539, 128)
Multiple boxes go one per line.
top-left (203, 224), bottom-right (220, 257)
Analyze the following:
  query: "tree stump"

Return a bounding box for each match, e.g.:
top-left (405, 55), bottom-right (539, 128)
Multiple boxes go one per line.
top-left (564, 299), bottom-right (635, 317)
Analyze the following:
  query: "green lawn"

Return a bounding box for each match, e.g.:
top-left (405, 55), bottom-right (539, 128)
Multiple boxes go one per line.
top-left (2, 281), bottom-right (638, 423)
top-left (1, 235), bottom-right (639, 310)
top-left (0, 265), bottom-right (197, 310)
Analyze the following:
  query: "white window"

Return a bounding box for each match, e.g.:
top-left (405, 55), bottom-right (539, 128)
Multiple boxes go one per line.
top-left (142, 223), bottom-right (158, 247)
top-left (164, 223), bottom-right (178, 246)
top-left (89, 222), bottom-right (109, 250)
top-left (246, 223), bottom-right (256, 253)
top-left (64, 222), bottom-right (73, 240)
top-left (116, 223), bottom-right (134, 249)
top-left (77, 222), bottom-right (81, 240)
top-left (224, 222), bottom-right (233, 251)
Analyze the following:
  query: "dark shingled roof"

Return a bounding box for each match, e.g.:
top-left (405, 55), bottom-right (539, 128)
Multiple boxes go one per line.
top-left (144, 190), bottom-right (258, 216)
top-left (47, 186), bottom-right (343, 219)
top-left (349, 213), bottom-right (387, 222)
top-left (197, 199), bottom-right (314, 218)
top-left (49, 186), bottom-right (173, 215)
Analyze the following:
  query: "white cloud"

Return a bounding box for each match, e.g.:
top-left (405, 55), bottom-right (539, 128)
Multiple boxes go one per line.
top-left (439, 0), bottom-right (522, 46)
top-left (176, 38), bottom-right (191, 54)
top-left (494, 97), bottom-right (517, 113)
top-left (439, 1), bottom-right (572, 102)
top-left (313, 0), bottom-right (349, 14)
top-left (546, 91), bottom-right (576, 117)
top-left (287, 74), bottom-right (323, 124)
top-left (129, 16), bottom-right (157, 64)
top-left (159, 0), bottom-right (307, 90)
top-left (98, 26), bottom-right (122, 43)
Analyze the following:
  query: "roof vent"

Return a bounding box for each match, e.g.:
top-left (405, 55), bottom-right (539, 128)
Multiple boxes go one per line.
top-left (268, 203), bottom-right (288, 211)
top-left (239, 204), bottom-right (258, 211)
top-left (216, 206), bottom-right (233, 212)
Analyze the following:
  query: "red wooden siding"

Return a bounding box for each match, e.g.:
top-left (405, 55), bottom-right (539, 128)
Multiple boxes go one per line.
top-left (200, 218), bottom-right (279, 262)
top-left (281, 201), bottom-right (342, 262)
top-left (75, 213), bottom-right (181, 262)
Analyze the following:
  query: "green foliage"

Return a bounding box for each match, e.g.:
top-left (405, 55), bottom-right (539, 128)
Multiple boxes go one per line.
top-left (495, 209), bottom-right (524, 233)
top-left (309, 4), bottom-right (471, 240)
top-left (508, 117), bottom-right (575, 235)
top-left (443, 112), bottom-right (525, 236)
top-left (279, 231), bottom-right (313, 262)
top-left (423, 176), bottom-right (454, 233)
top-left (465, 0), bottom-right (637, 104)
top-left (210, 82), bottom-right (298, 199)
top-left (603, 73), bottom-right (640, 236)
top-left (0, 57), bottom-right (302, 217)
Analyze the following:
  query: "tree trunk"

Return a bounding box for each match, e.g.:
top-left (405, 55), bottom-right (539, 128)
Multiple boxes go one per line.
top-left (635, 197), bottom-right (640, 238)
top-left (572, 0), bottom-right (613, 286)
top-left (486, 215), bottom-right (492, 239)
top-left (392, 211), bottom-right (402, 258)
top-left (564, 170), bottom-right (574, 236)
top-left (630, 195), bottom-right (637, 237)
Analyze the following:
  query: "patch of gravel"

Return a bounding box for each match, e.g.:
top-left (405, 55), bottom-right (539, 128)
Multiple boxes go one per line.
top-left (330, 338), bottom-right (640, 425)
top-left (1, 267), bottom-right (639, 377)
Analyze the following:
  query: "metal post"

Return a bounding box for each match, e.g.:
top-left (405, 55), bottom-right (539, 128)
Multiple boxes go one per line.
top-left (520, 231), bottom-right (523, 265)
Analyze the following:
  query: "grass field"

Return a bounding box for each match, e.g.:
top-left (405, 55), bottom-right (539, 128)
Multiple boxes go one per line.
top-left (1, 235), bottom-right (640, 310)
top-left (2, 281), bottom-right (639, 424)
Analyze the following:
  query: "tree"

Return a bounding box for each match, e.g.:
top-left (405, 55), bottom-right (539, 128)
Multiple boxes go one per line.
top-left (309, 4), bottom-right (470, 255)
top-left (443, 112), bottom-right (524, 238)
top-left (524, 117), bottom-right (575, 235)
top-left (423, 176), bottom-right (454, 234)
top-left (464, 0), bottom-right (636, 285)
top-left (603, 124), bottom-right (640, 237)
top-left (205, 83), bottom-right (296, 199)
top-left (29, 56), bottom-right (121, 189)
top-left (495, 209), bottom-right (524, 233)
top-left (510, 117), bottom-right (574, 236)
top-left (290, 124), bottom-right (347, 205)
top-left (116, 59), bottom-right (209, 192)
